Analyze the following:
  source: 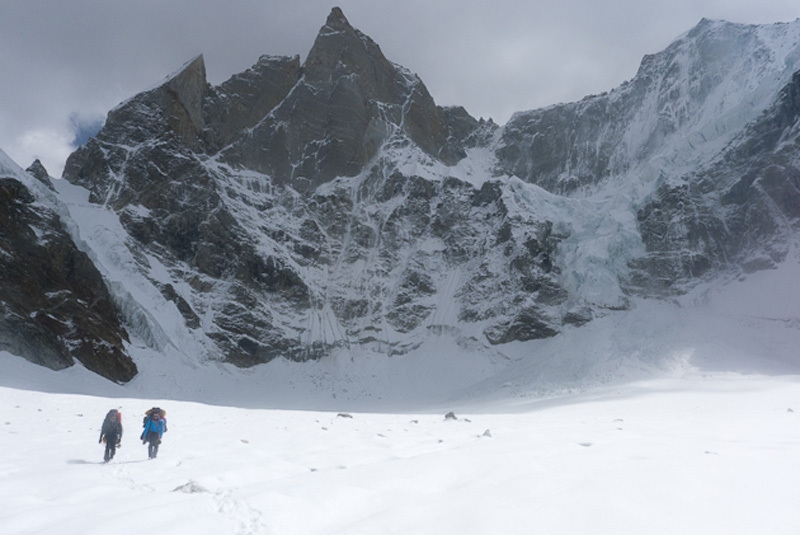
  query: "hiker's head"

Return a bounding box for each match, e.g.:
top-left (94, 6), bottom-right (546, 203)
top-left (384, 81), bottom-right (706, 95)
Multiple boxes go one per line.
top-left (153, 414), bottom-right (160, 420)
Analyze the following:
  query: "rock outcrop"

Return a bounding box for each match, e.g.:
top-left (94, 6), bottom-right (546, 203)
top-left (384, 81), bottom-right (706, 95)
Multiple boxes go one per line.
top-left (0, 153), bottom-right (136, 382)
top-left (222, 7), bottom-right (466, 191)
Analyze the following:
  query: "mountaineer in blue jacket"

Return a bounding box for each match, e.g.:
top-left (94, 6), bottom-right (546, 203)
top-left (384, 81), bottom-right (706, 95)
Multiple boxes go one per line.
top-left (141, 407), bottom-right (167, 459)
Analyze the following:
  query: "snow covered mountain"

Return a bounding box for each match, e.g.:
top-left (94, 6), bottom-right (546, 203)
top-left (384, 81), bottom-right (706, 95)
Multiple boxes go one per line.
top-left (3, 10), bottom-right (800, 382)
top-left (497, 18), bottom-right (800, 298)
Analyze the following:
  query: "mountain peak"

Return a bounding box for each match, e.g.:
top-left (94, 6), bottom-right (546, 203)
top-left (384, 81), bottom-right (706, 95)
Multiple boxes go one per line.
top-left (305, 8), bottom-right (388, 85)
top-left (164, 54), bottom-right (207, 133)
top-left (325, 6), bottom-right (350, 30)
top-left (254, 6), bottom-right (462, 185)
top-left (165, 54), bottom-right (206, 85)
top-left (25, 159), bottom-right (52, 188)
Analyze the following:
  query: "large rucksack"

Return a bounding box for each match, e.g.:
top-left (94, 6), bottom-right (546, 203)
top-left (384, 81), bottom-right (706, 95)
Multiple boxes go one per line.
top-left (101, 409), bottom-right (122, 441)
top-left (143, 407), bottom-right (167, 431)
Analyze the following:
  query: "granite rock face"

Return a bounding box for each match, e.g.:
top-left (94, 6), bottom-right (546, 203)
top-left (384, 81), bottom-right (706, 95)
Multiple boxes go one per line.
top-left (222, 7), bottom-right (465, 191)
top-left (0, 157), bottom-right (136, 382)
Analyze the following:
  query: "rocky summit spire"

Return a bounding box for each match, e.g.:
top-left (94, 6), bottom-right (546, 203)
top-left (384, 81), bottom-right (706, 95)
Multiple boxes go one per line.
top-left (223, 6), bottom-right (463, 189)
top-left (25, 159), bottom-right (53, 189)
top-left (96, 53), bottom-right (209, 152)
top-left (325, 6), bottom-right (349, 29)
top-left (304, 6), bottom-right (392, 88)
top-left (164, 54), bottom-right (207, 135)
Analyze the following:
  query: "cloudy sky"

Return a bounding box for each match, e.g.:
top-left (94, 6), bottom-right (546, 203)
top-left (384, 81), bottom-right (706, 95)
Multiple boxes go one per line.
top-left (1, 0), bottom-right (798, 177)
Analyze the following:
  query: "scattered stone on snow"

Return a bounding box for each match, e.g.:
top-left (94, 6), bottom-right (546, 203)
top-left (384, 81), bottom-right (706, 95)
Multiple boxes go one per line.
top-left (172, 480), bottom-right (208, 493)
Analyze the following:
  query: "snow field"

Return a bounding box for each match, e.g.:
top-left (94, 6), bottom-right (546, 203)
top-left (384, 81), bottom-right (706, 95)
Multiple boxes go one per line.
top-left (1, 373), bottom-right (798, 535)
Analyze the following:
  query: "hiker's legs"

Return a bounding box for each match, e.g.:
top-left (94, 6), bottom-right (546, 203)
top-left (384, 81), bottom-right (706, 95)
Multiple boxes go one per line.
top-left (104, 433), bottom-right (118, 461)
top-left (148, 440), bottom-right (159, 458)
top-left (144, 431), bottom-right (161, 459)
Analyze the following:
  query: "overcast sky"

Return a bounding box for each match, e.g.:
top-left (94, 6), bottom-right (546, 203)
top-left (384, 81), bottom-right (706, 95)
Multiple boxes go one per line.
top-left (1, 0), bottom-right (798, 177)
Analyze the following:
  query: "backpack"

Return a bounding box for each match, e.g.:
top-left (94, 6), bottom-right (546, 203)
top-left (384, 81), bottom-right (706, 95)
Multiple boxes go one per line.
top-left (101, 409), bottom-right (122, 440)
top-left (143, 407), bottom-right (168, 431)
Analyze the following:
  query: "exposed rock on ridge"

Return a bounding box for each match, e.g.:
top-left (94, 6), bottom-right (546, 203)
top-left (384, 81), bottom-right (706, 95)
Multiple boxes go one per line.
top-left (0, 153), bottom-right (136, 382)
top-left (223, 7), bottom-right (465, 190)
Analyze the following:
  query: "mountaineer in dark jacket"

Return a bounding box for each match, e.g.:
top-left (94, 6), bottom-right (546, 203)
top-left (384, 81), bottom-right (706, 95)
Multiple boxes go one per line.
top-left (99, 409), bottom-right (123, 463)
top-left (141, 407), bottom-right (167, 459)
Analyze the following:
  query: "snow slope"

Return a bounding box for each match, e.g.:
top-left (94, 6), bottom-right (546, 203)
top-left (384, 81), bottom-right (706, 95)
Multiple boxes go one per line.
top-left (0, 369), bottom-right (797, 534)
